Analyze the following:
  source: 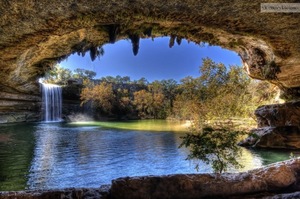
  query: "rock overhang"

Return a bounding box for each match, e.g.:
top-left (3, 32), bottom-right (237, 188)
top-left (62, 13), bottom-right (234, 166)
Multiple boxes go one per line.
top-left (0, 0), bottom-right (300, 99)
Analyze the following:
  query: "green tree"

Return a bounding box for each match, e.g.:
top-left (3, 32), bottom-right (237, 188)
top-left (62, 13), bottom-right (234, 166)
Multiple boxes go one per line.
top-left (160, 79), bottom-right (178, 109)
top-left (172, 58), bottom-right (253, 124)
top-left (172, 76), bottom-right (204, 120)
top-left (100, 76), bottom-right (116, 83)
top-left (151, 91), bottom-right (165, 119)
top-left (173, 95), bottom-right (206, 123)
top-left (136, 77), bottom-right (149, 86)
top-left (180, 127), bottom-right (245, 174)
top-left (121, 76), bottom-right (131, 84)
top-left (73, 68), bottom-right (96, 80)
top-left (205, 65), bottom-right (251, 120)
top-left (177, 76), bottom-right (202, 100)
top-left (43, 64), bottom-right (72, 85)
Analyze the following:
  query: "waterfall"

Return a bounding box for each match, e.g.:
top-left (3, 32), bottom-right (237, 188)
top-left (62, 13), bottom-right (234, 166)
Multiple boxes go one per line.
top-left (41, 83), bottom-right (62, 122)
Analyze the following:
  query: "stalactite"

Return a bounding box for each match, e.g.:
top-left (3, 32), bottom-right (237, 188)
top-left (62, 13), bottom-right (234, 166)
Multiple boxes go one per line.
top-left (89, 46), bottom-right (98, 61)
top-left (169, 35), bottom-right (176, 48)
top-left (108, 24), bottom-right (120, 44)
top-left (143, 27), bottom-right (152, 37)
top-left (176, 36), bottom-right (182, 46)
top-left (89, 46), bottom-right (105, 62)
top-left (129, 34), bottom-right (140, 56)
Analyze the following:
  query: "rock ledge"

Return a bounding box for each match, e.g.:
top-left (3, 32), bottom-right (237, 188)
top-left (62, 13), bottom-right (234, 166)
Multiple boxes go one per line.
top-left (2, 159), bottom-right (300, 199)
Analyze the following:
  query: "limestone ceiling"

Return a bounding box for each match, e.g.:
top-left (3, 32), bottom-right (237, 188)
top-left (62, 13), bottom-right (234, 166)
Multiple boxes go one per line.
top-left (0, 0), bottom-right (299, 98)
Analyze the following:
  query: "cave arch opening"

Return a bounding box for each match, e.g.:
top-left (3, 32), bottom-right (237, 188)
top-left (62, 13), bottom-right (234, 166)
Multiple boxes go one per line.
top-left (0, 20), bottom-right (278, 124)
top-left (55, 36), bottom-right (242, 83)
top-left (39, 35), bottom-right (273, 123)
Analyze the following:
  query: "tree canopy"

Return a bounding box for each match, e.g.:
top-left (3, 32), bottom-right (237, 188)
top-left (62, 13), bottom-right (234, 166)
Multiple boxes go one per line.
top-left (43, 58), bottom-right (278, 122)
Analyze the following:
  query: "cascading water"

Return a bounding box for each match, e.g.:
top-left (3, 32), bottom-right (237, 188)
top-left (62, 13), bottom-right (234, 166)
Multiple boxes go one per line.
top-left (41, 83), bottom-right (62, 122)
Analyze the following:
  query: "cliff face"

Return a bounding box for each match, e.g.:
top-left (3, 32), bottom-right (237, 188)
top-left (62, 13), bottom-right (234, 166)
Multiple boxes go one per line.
top-left (0, 91), bottom-right (41, 123)
top-left (0, 0), bottom-right (300, 123)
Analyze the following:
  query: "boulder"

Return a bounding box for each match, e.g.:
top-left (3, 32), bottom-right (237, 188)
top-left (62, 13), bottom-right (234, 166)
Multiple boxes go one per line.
top-left (109, 158), bottom-right (299, 199)
top-left (239, 126), bottom-right (300, 149)
top-left (2, 159), bottom-right (300, 199)
top-left (255, 102), bottom-right (300, 128)
top-left (240, 101), bottom-right (300, 149)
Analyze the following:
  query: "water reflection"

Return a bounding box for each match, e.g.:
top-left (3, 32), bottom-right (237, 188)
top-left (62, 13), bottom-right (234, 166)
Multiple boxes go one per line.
top-left (0, 122), bottom-right (299, 191)
top-left (0, 123), bottom-right (35, 191)
top-left (27, 123), bottom-right (199, 189)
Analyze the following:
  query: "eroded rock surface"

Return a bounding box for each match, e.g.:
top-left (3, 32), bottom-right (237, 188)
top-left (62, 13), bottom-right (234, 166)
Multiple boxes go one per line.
top-left (110, 160), bottom-right (298, 199)
top-left (0, 91), bottom-right (41, 123)
top-left (255, 102), bottom-right (300, 128)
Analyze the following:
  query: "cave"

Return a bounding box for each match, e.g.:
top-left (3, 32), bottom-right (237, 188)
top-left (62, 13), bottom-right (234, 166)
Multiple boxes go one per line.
top-left (1, 0), bottom-right (300, 148)
top-left (1, 0), bottom-right (300, 124)
top-left (1, 0), bottom-right (300, 198)
top-left (0, 0), bottom-right (300, 123)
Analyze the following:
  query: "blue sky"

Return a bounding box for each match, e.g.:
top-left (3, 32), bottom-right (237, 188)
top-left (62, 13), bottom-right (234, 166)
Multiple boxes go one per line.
top-left (60, 37), bottom-right (242, 82)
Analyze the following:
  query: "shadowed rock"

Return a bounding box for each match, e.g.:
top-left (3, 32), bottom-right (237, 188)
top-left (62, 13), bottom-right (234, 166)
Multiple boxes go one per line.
top-left (240, 101), bottom-right (300, 149)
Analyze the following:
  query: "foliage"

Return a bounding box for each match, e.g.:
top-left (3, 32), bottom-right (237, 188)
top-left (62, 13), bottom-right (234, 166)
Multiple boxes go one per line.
top-left (133, 87), bottom-right (165, 119)
top-left (99, 76), bottom-right (134, 86)
top-left (135, 77), bottom-right (149, 86)
top-left (42, 65), bottom-right (97, 85)
top-left (172, 58), bottom-right (252, 123)
top-left (179, 126), bottom-right (245, 174)
top-left (43, 65), bottom-right (72, 85)
top-left (80, 82), bottom-right (115, 114)
top-left (244, 80), bottom-right (279, 120)
top-left (43, 58), bottom-right (278, 123)
top-left (133, 89), bottom-right (153, 118)
top-left (115, 88), bottom-right (132, 116)
top-left (73, 68), bottom-right (96, 80)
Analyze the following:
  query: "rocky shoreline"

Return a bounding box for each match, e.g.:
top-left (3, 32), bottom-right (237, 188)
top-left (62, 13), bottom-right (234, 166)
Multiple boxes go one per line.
top-left (239, 101), bottom-right (300, 149)
top-left (2, 158), bottom-right (300, 199)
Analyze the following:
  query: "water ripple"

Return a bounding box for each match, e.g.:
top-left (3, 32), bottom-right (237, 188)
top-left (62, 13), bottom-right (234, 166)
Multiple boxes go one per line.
top-left (1, 122), bottom-right (298, 191)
